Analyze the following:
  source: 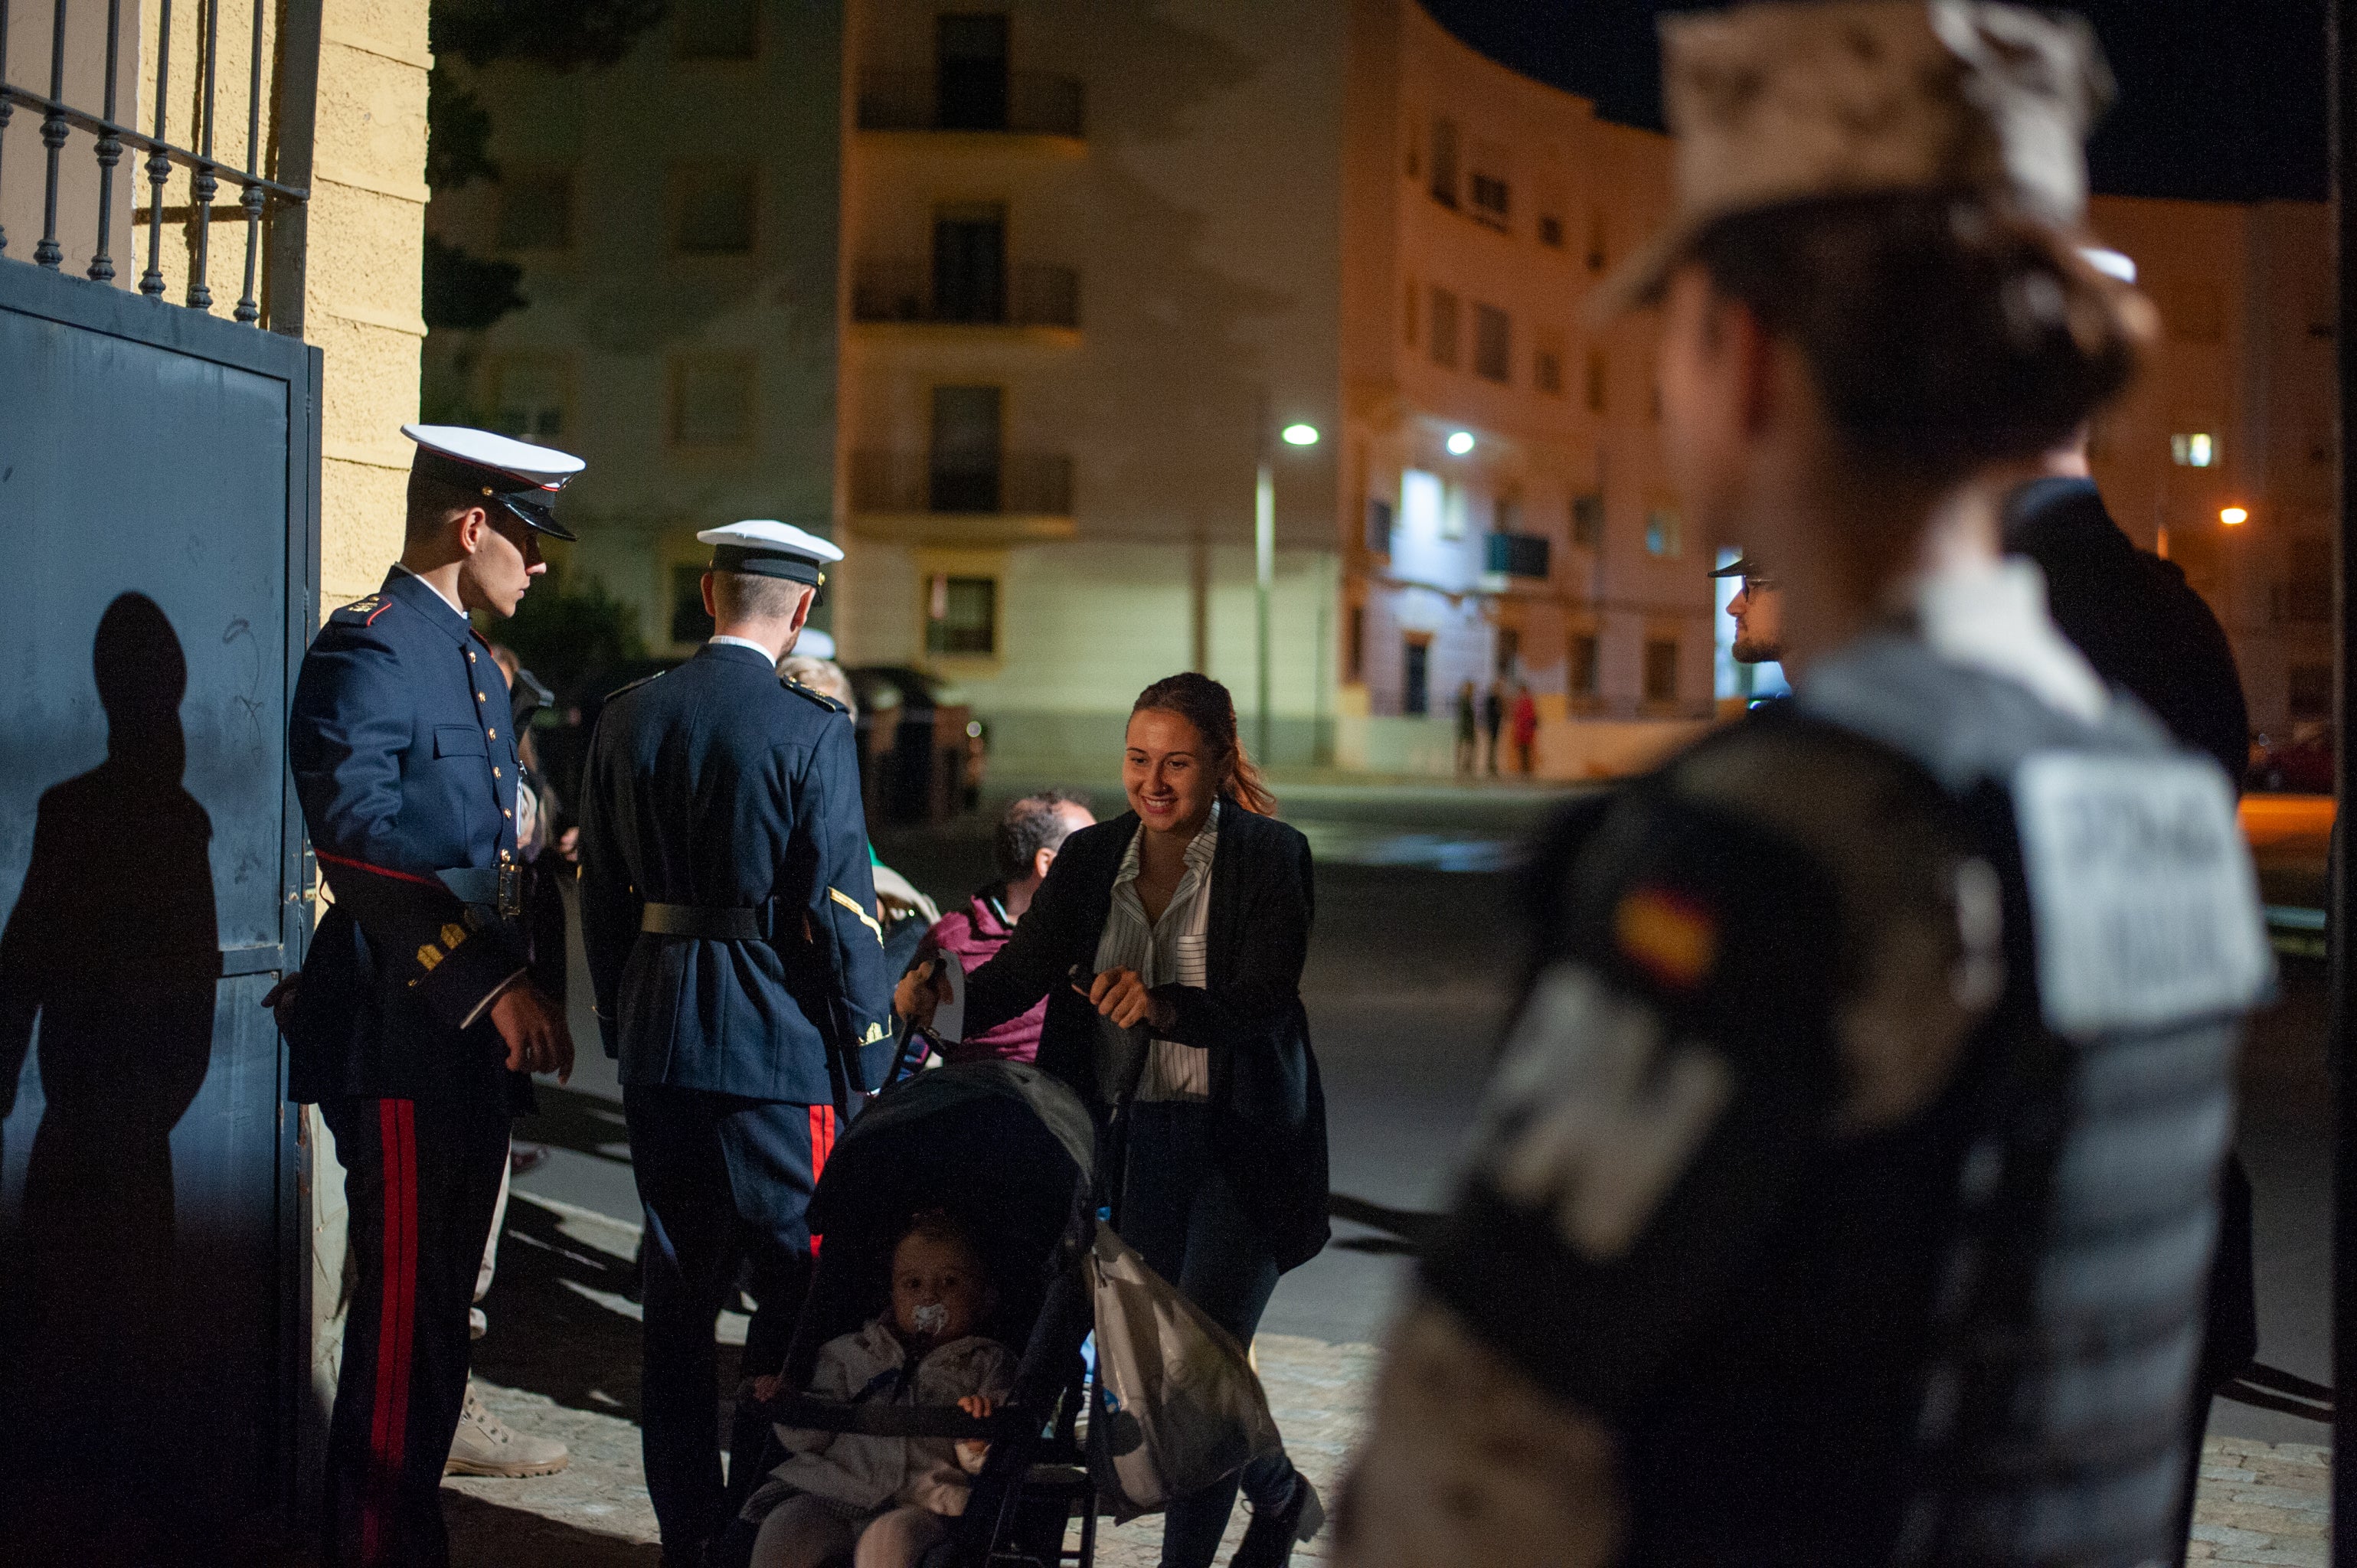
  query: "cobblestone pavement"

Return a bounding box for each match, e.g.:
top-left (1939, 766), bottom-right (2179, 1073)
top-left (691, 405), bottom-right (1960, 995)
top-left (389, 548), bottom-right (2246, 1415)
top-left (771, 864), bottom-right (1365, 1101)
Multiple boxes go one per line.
top-left (446, 1194), bottom-right (2329, 1566)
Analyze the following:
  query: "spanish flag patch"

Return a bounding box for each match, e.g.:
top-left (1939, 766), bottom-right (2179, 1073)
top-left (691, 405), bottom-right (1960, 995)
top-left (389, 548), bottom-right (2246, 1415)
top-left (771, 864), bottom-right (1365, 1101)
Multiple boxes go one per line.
top-left (1614, 886), bottom-right (1717, 990)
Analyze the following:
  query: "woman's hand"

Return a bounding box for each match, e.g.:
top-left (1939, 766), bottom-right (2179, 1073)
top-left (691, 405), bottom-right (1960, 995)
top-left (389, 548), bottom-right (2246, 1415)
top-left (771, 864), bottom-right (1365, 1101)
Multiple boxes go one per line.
top-left (894, 957), bottom-right (953, 1027)
top-left (1082, 967), bottom-right (1175, 1033)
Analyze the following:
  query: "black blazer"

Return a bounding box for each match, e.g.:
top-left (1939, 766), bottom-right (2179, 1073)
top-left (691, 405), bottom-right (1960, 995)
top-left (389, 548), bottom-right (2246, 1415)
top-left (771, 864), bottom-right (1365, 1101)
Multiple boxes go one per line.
top-left (963, 806), bottom-right (1329, 1272)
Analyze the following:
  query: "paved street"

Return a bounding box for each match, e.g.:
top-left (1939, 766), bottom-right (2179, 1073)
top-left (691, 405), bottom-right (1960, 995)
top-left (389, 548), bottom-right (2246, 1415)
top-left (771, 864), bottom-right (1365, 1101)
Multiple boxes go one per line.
top-left (451, 777), bottom-right (2339, 1559)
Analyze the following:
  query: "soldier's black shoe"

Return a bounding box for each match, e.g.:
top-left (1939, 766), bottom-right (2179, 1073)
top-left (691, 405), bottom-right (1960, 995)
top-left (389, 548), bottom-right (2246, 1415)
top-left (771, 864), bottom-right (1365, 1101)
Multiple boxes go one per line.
top-left (1228, 1472), bottom-right (1323, 1568)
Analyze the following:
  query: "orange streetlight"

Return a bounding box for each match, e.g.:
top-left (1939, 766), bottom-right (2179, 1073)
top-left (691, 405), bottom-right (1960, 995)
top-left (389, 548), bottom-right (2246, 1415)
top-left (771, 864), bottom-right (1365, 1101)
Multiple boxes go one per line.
top-left (2221, 505), bottom-right (2249, 527)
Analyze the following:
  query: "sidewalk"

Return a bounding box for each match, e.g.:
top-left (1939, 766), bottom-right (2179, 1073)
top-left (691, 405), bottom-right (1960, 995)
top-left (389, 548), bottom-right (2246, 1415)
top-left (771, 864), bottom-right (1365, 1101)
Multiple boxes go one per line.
top-left (447, 1193), bottom-right (2329, 1567)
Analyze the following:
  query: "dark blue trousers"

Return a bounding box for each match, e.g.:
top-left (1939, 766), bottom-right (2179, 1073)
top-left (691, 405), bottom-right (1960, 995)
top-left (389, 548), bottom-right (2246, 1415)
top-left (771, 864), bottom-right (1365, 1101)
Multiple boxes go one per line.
top-left (1120, 1102), bottom-right (1299, 1568)
top-left (320, 1093), bottom-right (512, 1568)
top-left (625, 1086), bottom-right (837, 1554)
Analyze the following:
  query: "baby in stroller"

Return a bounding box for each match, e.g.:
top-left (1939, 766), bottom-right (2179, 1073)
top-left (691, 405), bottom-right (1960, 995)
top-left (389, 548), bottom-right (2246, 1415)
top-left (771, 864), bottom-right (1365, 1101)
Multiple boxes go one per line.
top-left (740, 1210), bottom-right (1015, 1568)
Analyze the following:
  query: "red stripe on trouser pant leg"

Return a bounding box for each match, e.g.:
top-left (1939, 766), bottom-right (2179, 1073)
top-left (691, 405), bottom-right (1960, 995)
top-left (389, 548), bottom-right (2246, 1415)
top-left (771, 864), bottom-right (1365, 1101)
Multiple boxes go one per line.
top-left (809, 1105), bottom-right (835, 1253)
top-left (361, 1100), bottom-right (419, 1563)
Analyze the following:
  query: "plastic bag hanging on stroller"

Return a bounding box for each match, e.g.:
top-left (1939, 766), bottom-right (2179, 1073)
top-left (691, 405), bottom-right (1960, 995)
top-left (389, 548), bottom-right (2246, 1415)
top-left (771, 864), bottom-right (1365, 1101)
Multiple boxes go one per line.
top-left (714, 1059), bottom-right (1282, 1568)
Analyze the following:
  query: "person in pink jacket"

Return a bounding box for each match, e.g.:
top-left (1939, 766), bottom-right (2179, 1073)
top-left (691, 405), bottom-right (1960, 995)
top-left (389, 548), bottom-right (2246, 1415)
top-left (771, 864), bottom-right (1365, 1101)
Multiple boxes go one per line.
top-left (914, 792), bottom-right (1095, 1064)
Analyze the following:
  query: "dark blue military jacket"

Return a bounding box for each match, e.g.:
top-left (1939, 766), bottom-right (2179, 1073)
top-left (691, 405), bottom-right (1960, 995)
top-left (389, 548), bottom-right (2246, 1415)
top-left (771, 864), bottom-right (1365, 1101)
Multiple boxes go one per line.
top-left (283, 569), bottom-right (529, 1103)
top-left (577, 642), bottom-right (894, 1103)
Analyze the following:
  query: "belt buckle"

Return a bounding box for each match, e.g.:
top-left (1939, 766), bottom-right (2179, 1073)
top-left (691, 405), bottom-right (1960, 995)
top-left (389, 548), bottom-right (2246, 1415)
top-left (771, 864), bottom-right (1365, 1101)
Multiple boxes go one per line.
top-left (497, 864), bottom-right (524, 920)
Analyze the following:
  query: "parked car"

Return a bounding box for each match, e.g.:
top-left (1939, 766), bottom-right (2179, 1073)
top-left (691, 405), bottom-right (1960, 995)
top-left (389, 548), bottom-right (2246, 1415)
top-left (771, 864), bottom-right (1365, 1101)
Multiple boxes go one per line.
top-left (848, 665), bottom-right (986, 825)
top-left (2247, 724), bottom-right (2333, 794)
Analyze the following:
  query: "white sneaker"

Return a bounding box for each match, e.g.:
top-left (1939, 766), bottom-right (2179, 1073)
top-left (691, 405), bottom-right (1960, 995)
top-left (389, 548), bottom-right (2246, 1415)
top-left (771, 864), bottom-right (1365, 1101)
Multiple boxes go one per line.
top-left (445, 1381), bottom-right (569, 1478)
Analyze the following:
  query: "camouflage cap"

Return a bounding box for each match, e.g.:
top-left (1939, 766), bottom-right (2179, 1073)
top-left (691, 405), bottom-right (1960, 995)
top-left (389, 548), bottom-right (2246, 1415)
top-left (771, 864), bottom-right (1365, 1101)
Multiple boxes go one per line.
top-left (1590, 0), bottom-right (2113, 322)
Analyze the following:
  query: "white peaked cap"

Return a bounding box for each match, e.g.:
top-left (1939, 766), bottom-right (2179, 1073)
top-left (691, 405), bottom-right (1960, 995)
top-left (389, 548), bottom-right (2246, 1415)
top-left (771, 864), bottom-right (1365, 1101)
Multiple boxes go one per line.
top-left (401, 423), bottom-right (586, 488)
top-left (696, 519), bottom-right (843, 588)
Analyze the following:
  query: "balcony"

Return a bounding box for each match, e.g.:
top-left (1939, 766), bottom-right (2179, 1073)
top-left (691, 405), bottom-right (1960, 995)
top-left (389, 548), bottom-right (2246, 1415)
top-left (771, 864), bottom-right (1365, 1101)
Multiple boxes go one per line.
top-left (856, 70), bottom-right (1086, 140)
top-left (1484, 531), bottom-right (1552, 580)
top-left (848, 449), bottom-right (1076, 544)
top-left (851, 259), bottom-right (1080, 337)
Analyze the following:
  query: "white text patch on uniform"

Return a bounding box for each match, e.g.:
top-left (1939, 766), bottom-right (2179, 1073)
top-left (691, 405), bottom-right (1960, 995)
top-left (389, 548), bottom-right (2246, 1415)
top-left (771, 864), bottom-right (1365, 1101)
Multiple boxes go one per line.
top-left (2012, 752), bottom-right (2273, 1037)
top-left (1476, 965), bottom-right (1732, 1261)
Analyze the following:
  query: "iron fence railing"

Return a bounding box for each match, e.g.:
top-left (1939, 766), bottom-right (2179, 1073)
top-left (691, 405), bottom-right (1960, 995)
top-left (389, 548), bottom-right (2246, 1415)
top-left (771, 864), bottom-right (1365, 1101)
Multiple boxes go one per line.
top-left (0, 0), bottom-right (321, 330)
top-left (850, 449), bottom-right (1074, 517)
top-left (851, 257), bottom-right (1080, 329)
top-left (855, 70), bottom-right (1084, 137)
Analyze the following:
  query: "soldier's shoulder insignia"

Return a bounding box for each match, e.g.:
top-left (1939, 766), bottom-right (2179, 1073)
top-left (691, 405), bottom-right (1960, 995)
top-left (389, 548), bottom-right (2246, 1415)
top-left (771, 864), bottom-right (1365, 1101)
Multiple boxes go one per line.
top-left (608, 671), bottom-right (663, 700)
top-left (781, 677), bottom-right (848, 714)
top-left (329, 594), bottom-right (391, 626)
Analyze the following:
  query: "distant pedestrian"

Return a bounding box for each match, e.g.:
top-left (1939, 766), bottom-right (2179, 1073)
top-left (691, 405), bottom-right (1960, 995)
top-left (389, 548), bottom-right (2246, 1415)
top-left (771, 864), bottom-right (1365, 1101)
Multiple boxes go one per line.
top-left (914, 791), bottom-right (1096, 1066)
top-left (1481, 681), bottom-right (1505, 776)
top-left (1453, 683), bottom-right (1479, 776)
top-left (899, 671), bottom-right (1329, 1568)
top-left (1509, 684), bottom-right (1538, 775)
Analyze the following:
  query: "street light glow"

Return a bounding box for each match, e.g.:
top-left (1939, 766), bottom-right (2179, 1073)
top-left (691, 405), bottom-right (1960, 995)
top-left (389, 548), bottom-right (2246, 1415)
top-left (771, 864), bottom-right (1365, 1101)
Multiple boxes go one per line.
top-left (1280, 423), bottom-right (1320, 446)
top-left (2221, 505), bottom-right (2248, 526)
top-left (1446, 430), bottom-right (1476, 456)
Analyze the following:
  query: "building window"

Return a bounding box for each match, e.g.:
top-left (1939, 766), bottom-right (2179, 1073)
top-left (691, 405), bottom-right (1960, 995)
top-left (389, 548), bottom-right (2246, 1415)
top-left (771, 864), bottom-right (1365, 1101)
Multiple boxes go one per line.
top-left (1643, 638), bottom-right (1680, 704)
top-left (1571, 492), bottom-right (1604, 548)
top-left (2172, 432), bottom-right (2218, 468)
top-left (496, 171), bottom-right (573, 252)
top-left (1347, 604), bottom-right (1365, 681)
top-left (937, 13), bottom-right (1012, 131)
top-left (1584, 348), bottom-right (1609, 413)
top-left (1404, 635), bottom-right (1433, 716)
top-left (1430, 287), bottom-right (1460, 368)
top-left (670, 564), bottom-right (715, 645)
top-left (1401, 469), bottom-right (1443, 541)
top-left (489, 355), bottom-right (569, 443)
top-left (2280, 536), bottom-right (2331, 624)
top-left (675, 0), bottom-right (758, 59)
top-left (1365, 497), bottom-right (1394, 554)
top-left (673, 163), bottom-right (757, 255)
top-left (1585, 208), bottom-right (1608, 273)
top-left (1430, 119), bottom-right (1458, 207)
top-left (1568, 632), bottom-right (1600, 698)
top-left (925, 573), bottom-right (999, 657)
top-left (930, 385), bottom-right (1005, 511)
top-left (1473, 303), bottom-right (1511, 383)
top-left (1485, 531), bottom-right (1550, 579)
top-left (1469, 172), bottom-right (1510, 228)
top-left (2290, 662), bottom-right (2332, 719)
top-left (670, 356), bottom-right (755, 447)
top-left (1535, 327), bottom-right (1566, 395)
top-left (1538, 214), bottom-right (1564, 248)
top-left (933, 202), bottom-right (1009, 322)
top-left (1645, 506), bottom-right (1682, 557)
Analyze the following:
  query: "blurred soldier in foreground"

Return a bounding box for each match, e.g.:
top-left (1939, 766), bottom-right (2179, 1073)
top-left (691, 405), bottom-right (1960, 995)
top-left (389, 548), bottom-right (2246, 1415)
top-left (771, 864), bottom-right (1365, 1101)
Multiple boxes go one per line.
top-left (1335, 6), bottom-right (2273, 1566)
top-left (286, 425), bottom-right (580, 1566)
top-left (577, 521), bottom-right (896, 1566)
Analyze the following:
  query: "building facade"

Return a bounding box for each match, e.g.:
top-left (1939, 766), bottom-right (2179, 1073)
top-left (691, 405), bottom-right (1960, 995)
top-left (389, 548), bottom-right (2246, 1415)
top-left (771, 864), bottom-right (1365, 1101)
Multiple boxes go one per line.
top-left (420, 0), bottom-right (2333, 773)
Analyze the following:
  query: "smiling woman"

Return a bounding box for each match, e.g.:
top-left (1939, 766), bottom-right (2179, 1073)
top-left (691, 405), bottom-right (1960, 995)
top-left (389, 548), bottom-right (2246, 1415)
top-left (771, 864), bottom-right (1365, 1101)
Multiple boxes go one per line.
top-left (903, 671), bottom-right (1329, 1568)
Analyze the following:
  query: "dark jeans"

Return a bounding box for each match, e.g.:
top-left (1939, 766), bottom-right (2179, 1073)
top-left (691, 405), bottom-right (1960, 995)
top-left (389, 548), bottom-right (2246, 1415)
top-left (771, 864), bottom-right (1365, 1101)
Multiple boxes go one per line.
top-left (626, 1086), bottom-right (833, 1553)
top-left (1120, 1102), bottom-right (1298, 1568)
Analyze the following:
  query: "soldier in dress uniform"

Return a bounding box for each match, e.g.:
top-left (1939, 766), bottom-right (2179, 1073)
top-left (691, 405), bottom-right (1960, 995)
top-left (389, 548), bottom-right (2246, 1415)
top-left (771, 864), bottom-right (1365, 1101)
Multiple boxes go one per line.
top-left (283, 424), bottom-right (582, 1566)
top-left (576, 519), bottom-right (896, 1564)
top-left (1335, 7), bottom-right (2274, 1566)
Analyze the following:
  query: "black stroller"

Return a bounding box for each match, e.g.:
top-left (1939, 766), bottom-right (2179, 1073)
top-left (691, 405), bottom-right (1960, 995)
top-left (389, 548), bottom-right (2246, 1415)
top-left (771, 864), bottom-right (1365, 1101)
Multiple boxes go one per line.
top-left (714, 1060), bottom-right (1109, 1568)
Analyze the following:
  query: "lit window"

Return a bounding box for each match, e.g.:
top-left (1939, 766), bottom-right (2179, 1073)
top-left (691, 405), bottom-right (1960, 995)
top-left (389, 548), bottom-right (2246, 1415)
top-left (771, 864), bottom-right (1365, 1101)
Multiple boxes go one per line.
top-left (1401, 469), bottom-right (1443, 540)
top-left (1645, 507), bottom-right (1682, 557)
top-left (1473, 304), bottom-right (1511, 383)
top-left (670, 356), bottom-right (756, 447)
top-left (496, 172), bottom-right (574, 252)
top-left (926, 574), bottom-right (999, 658)
top-left (2172, 432), bottom-right (2218, 468)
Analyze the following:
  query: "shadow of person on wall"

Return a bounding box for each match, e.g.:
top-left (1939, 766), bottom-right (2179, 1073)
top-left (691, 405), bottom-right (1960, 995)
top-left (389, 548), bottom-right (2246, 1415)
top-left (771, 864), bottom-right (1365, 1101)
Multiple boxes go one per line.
top-left (0, 593), bottom-right (219, 1541)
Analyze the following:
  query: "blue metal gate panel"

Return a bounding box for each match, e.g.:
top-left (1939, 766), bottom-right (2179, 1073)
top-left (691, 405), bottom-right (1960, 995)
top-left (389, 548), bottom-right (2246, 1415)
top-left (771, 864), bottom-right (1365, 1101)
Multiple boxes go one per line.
top-left (0, 260), bottom-right (320, 1529)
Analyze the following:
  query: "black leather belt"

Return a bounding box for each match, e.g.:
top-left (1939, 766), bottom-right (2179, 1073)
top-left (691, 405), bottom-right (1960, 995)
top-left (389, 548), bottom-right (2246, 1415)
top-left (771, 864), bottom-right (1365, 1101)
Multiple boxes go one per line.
top-left (438, 865), bottom-right (524, 920)
top-left (641, 903), bottom-right (767, 940)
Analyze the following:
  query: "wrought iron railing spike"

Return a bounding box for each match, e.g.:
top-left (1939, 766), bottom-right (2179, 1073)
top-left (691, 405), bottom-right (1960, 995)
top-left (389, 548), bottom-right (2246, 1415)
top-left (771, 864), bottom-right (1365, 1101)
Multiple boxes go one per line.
top-left (34, 0), bottom-right (70, 268)
top-left (139, 0), bottom-right (173, 296)
top-left (87, 0), bottom-right (122, 283)
top-left (0, 0), bottom-right (13, 257)
top-left (233, 0), bottom-right (263, 320)
top-left (186, 0), bottom-right (221, 310)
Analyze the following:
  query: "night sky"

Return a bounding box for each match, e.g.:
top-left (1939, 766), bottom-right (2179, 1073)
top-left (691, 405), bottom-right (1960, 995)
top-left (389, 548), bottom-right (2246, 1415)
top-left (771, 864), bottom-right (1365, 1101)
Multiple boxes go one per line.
top-left (1420, 1), bottom-right (2330, 204)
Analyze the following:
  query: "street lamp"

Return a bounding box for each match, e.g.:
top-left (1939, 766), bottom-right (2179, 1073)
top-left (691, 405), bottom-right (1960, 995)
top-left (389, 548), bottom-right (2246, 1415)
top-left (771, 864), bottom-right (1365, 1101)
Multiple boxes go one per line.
top-left (2221, 505), bottom-right (2249, 526)
top-left (1446, 430), bottom-right (1476, 456)
top-left (1256, 412), bottom-right (1322, 764)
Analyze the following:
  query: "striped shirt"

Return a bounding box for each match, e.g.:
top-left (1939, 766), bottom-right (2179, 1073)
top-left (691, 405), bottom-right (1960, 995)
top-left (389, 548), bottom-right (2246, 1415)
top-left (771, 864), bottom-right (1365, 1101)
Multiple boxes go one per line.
top-left (1091, 802), bottom-right (1220, 1103)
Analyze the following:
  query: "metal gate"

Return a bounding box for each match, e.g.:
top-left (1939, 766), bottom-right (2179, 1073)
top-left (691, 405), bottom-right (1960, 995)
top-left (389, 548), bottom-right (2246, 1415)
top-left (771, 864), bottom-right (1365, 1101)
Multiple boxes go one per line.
top-left (0, 0), bottom-right (322, 1544)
